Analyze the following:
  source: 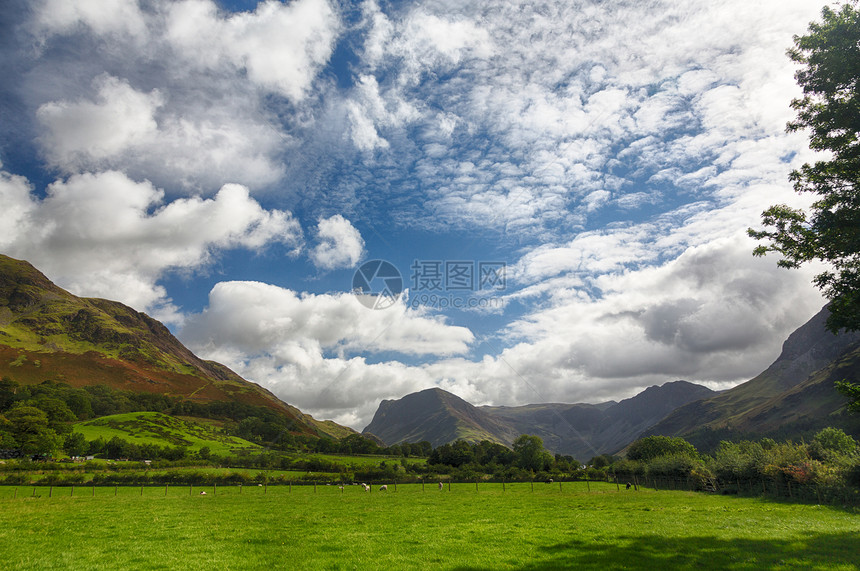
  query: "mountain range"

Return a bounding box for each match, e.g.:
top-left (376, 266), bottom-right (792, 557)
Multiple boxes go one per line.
top-left (364, 307), bottom-right (860, 458)
top-left (0, 254), bottom-right (352, 439)
top-left (4, 253), bottom-right (859, 457)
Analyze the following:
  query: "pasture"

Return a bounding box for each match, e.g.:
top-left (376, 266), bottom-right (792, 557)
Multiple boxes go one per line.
top-left (0, 483), bottom-right (857, 570)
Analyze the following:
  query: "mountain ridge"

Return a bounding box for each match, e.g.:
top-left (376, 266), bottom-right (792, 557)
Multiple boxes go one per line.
top-left (364, 380), bottom-right (715, 459)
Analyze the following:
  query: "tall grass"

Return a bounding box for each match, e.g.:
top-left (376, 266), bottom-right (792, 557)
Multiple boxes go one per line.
top-left (0, 483), bottom-right (857, 569)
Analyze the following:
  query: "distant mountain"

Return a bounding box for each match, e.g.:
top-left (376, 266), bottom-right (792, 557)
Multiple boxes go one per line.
top-left (0, 254), bottom-right (351, 439)
top-left (362, 388), bottom-right (520, 448)
top-left (363, 381), bottom-right (715, 460)
top-left (483, 381), bottom-right (716, 460)
top-left (646, 307), bottom-right (860, 450)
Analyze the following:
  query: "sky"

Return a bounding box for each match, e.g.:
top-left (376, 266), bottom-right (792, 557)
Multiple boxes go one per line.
top-left (0, 0), bottom-right (834, 430)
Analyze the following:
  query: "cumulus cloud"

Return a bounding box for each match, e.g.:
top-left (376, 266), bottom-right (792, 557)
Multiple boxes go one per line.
top-left (180, 280), bottom-right (475, 426)
top-left (309, 215), bottom-right (365, 270)
top-left (37, 75), bottom-right (163, 168)
top-left (0, 168), bottom-right (303, 323)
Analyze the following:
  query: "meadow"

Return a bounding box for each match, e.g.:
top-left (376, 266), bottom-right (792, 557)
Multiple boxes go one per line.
top-left (0, 482), bottom-right (857, 570)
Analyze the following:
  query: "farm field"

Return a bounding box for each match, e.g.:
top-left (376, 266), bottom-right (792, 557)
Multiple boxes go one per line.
top-left (0, 483), bottom-right (857, 570)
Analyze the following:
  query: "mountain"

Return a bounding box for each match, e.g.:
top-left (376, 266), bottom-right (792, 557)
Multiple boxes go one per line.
top-left (362, 387), bottom-right (520, 448)
top-left (363, 381), bottom-right (715, 460)
top-left (483, 381), bottom-right (716, 460)
top-left (645, 307), bottom-right (860, 450)
top-left (0, 254), bottom-right (350, 439)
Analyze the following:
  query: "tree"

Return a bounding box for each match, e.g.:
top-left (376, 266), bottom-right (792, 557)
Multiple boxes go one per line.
top-left (811, 426), bottom-right (857, 456)
top-left (835, 380), bottom-right (860, 412)
top-left (513, 435), bottom-right (553, 472)
top-left (63, 432), bottom-right (88, 457)
top-left (748, 3), bottom-right (860, 332)
top-left (5, 406), bottom-right (61, 455)
top-left (626, 436), bottom-right (697, 462)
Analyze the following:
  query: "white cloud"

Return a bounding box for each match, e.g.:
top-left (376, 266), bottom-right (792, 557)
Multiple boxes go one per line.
top-left (37, 75), bottom-right (163, 168)
top-left (0, 168), bottom-right (303, 323)
top-left (165, 0), bottom-right (339, 102)
top-left (32, 0), bottom-right (148, 41)
top-left (310, 215), bottom-right (365, 270)
top-left (22, 0), bottom-right (340, 192)
top-left (180, 280), bottom-right (475, 426)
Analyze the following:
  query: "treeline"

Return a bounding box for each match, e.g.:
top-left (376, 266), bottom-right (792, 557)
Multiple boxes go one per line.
top-left (608, 431), bottom-right (860, 503)
top-left (0, 378), bottom-right (427, 457)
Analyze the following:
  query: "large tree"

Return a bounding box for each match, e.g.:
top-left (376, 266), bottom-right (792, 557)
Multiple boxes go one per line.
top-left (748, 2), bottom-right (860, 333)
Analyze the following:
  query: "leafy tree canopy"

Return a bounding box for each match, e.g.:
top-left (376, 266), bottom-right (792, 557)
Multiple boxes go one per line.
top-left (748, 2), bottom-right (860, 332)
top-left (627, 435), bottom-right (698, 462)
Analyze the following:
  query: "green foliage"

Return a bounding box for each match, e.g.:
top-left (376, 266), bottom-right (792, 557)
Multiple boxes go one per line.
top-left (512, 434), bottom-right (553, 471)
top-left (748, 2), bottom-right (860, 332)
top-left (626, 436), bottom-right (698, 462)
top-left (835, 379), bottom-right (860, 412)
top-left (811, 426), bottom-right (857, 457)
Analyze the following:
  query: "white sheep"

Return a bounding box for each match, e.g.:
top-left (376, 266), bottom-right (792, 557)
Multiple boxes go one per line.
top-left (379, 485), bottom-right (388, 491)
top-left (438, 481), bottom-right (444, 490)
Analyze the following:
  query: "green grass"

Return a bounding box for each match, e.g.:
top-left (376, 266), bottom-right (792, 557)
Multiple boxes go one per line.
top-left (0, 483), bottom-right (857, 569)
top-left (73, 412), bottom-right (260, 455)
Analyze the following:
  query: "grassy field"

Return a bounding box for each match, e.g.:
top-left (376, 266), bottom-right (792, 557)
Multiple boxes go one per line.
top-left (0, 482), bottom-right (857, 570)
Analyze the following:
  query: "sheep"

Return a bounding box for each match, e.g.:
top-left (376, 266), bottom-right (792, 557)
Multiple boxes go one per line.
top-left (199, 491), bottom-right (207, 495)
top-left (379, 485), bottom-right (388, 491)
top-left (362, 483), bottom-right (370, 492)
top-left (438, 481), bottom-right (444, 491)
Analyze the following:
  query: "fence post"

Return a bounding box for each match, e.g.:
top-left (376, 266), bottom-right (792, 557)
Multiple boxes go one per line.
top-left (314, 482), bottom-right (316, 494)
top-left (448, 481), bottom-right (451, 491)
top-left (70, 485), bottom-right (73, 497)
top-left (586, 479), bottom-right (590, 492)
top-left (559, 481), bottom-right (562, 493)
top-left (264, 483), bottom-right (267, 494)
top-left (49, 486), bottom-right (52, 498)
top-left (213, 483), bottom-right (216, 496)
top-left (14, 487), bottom-right (17, 499)
top-left (140, 484), bottom-right (143, 496)
top-left (166, 483), bottom-right (169, 496)
top-left (190, 484), bottom-right (193, 496)
top-left (114, 485), bottom-right (117, 497)
top-left (394, 480), bottom-right (397, 492)
top-left (92, 482), bottom-right (95, 497)
top-left (503, 478), bottom-right (506, 492)
top-left (531, 481), bottom-right (534, 492)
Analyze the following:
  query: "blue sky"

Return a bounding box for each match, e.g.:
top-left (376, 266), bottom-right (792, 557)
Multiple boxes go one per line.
top-left (0, 0), bottom-right (832, 429)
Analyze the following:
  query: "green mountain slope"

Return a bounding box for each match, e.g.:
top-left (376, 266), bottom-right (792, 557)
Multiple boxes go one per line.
top-left (73, 411), bottom-right (261, 455)
top-left (0, 254), bottom-right (350, 439)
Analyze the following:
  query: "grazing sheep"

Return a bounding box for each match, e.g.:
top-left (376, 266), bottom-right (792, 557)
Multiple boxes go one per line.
top-left (362, 483), bottom-right (370, 492)
top-left (438, 481), bottom-right (444, 491)
top-left (379, 485), bottom-right (388, 491)
top-left (547, 479), bottom-right (553, 484)
top-left (200, 491), bottom-right (207, 495)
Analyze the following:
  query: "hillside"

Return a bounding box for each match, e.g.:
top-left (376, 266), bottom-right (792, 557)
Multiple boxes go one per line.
top-left (646, 307), bottom-right (860, 449)
top-left (73, 411), bottom-right (261, 456)
top-left (362, 388), bottom-right (520, 448)
top-left (363, 381), bottom-right (714, 459)
top-left (0, 254), bottom-right (349, 439)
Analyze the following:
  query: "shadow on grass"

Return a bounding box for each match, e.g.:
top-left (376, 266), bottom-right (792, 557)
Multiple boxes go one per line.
top-left (453, 531), bottom-right (860, 570)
